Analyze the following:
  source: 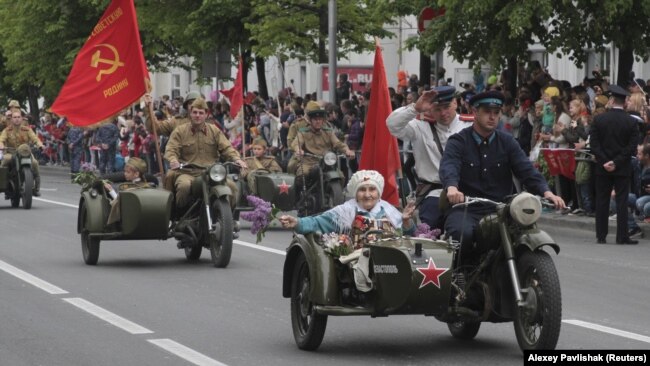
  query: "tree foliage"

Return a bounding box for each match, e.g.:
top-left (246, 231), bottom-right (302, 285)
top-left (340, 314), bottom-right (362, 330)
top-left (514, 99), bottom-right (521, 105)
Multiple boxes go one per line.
top-left (247, 0), bottom-right (394, 63)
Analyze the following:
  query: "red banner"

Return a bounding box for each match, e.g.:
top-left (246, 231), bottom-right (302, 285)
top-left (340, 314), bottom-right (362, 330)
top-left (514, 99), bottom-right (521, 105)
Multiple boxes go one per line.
top-left (359, 44), bottom-right (400, 206)
top-left (542, 149), bottom-right (576, 180)
top-left (220, 56), bottom-right (244, 119)
top-left (321, 66), bottom-right (373, 92)
top-left (51, 0), bottom-right (149, 126)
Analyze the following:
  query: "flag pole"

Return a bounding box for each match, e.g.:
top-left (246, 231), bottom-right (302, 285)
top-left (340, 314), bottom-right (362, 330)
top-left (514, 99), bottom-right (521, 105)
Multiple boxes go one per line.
top-left (144, 79), bottom-right (165, 177)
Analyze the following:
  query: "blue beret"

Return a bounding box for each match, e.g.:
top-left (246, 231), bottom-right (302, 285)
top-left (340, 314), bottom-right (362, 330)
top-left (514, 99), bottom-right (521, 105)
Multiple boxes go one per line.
top-left (469, 91), bottom-right (505, 108)
top-left (432, 86), bottom-right (456, 104)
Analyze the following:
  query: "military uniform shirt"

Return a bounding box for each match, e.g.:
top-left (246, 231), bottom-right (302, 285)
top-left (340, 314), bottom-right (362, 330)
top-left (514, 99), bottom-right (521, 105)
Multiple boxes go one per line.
top-left (0, 125), bottom-right (43, 148)
top-left (164, 122), bottom-right (240, 166)
top-left (145, 115), bottom-right (190, 137)
top-left (241, 156), bottom-right (282, 179)
top-left (290, 127), bottom-right (348, 156)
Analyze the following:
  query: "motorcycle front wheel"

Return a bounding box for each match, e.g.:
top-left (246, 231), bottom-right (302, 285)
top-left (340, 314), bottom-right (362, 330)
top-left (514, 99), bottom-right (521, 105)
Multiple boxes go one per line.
top-left (80, 203), bottom-right (100, 265)
top-left (21, 168), bottom-right (33, 209)
top-left (209, 198), bottom-right (233, 268)
top-left (325, 181), bottom-right (344, 209)
top-left (513, 250), bottom-right (561, 351)
top-left (291, 254), bottom-right (327, 350)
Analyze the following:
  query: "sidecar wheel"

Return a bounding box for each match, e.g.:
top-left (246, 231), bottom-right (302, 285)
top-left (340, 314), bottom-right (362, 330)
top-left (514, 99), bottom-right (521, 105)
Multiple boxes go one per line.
top-left (80, 204), bottom-right (100, 265)
top-left (448, 321), bottom-right (481, 340)
top-left (209, 198), bottom-right (233, 268)
top-left (291, 254), bottom-right (327, 350)
top-left (184, 245), bottom-right (202, 261)
top-left (21, 168), bottom-right (33, 209)
top-left (514, 250), bottom-right (561, 351)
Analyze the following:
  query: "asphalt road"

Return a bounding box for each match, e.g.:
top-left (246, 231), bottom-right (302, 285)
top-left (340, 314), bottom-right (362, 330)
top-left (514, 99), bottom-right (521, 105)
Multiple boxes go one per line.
top-left (1, 166), bottom-right (649, 366)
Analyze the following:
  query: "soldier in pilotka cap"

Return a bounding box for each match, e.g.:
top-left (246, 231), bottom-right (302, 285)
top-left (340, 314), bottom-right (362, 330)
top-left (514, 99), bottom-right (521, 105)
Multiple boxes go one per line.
top-left (143, 91), bottom-right (202, 137)
top-left (241, 138), bottom-right (282, 195)
top-left (164, 97), bottom-right (247, 209)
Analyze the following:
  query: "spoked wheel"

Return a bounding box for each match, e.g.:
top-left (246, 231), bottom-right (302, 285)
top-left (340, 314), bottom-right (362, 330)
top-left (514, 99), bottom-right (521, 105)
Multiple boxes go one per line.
top-left (325, 181), bottom-right (344, 209)
top-left (184, 245), bottom-right (202, 261)
top-left (80, 203), bottom-right (100, 265)
top-left (209, 198), bottom-right (233, 268)
top-left (21, 168), bottom-right (33, 209)
top-left (290, 254), bottom-right (327, 350)
top-left (448, 321), bottom-right (481, 340)
top-left (514, 250), bottom-right (561, 351)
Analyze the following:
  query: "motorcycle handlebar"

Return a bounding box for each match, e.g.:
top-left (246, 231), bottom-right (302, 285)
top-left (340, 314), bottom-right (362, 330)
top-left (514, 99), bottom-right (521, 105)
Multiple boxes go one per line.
top-left (453, 195), bottom-right (553, 208)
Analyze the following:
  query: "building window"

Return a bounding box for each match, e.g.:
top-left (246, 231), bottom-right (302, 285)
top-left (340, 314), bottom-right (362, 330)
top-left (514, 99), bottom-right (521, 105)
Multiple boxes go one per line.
top-left (172, 74), bottom-right (181, 99)
top-left (586, 50), bottom-right (610, 79)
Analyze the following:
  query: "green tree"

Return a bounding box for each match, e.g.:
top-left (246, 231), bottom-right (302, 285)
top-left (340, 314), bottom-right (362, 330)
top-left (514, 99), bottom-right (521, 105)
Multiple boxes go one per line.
top-left (247, 0), bottom-right (393, 64)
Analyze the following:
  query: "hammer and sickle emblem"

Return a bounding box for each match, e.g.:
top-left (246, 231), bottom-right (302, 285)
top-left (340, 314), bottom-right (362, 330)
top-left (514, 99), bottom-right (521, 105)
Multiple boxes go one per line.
top-left (90, 43), bottom-right (125, 81)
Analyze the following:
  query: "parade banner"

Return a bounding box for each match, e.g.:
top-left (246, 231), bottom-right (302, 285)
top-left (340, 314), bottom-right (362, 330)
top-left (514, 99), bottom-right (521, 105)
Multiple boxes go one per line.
top-left (542, 148), bottom-right (576, 180)
top-left (220, 56), bottom-right (244, 119)
top-left (359, 42), bottom-right (400, 206)
top-left (51, 0), bottom-right (149, 126)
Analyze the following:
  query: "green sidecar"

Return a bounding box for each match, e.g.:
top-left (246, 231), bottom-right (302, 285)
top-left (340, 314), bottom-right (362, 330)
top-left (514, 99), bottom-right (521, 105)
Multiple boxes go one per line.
top-left (234, 170), bottom-right (297, 215)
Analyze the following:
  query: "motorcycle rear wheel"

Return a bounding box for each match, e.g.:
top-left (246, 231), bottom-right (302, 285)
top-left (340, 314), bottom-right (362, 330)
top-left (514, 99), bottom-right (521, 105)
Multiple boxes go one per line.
top-left (209, 198), bottom-right (233, 268)
top-left (21, 168), bottom-right (33, 210)
top-left (291, 254), bottom-right (327, 350)
top-left (514, 250), bottom-right (561, 351)
top-left (80, 203), bottom-right (100, 265)
top-left (448, 321), bottom-right (481, 340)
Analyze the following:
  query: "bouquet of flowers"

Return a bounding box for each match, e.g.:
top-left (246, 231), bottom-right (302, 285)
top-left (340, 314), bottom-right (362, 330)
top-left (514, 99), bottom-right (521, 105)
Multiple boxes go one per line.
top-left (413, 223), bottom-right (441, 240)
top-left (321, 233), bottom-right (352, 257)
top-left (240, 195), bottom-right (280, 243)
top-left (72, 162), bottom-right (101, 190)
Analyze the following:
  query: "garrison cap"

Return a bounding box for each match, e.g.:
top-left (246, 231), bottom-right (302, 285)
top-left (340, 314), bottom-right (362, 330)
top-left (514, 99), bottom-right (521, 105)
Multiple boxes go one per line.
top-left (190, 97), bottom-right (209, 111)
top-left (8, 100), bottom-right (19, 108)
top-left (469, 90), bottom-right (505, 108)
top-left (432, 86), bottom-right (456, 104)
top-left (606, 84), bottom-right (630, 98)
top-left (126, 157), bottom-right (147, 176)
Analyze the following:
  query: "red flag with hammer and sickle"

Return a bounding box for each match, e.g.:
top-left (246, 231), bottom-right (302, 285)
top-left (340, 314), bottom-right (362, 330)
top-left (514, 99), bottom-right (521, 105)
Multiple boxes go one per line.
top-left (51, 0), bottom-right (149, 126)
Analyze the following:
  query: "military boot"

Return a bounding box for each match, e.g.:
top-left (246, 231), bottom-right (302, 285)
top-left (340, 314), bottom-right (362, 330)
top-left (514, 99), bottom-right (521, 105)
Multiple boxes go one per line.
top-left (33, 175), bottom-right (41, 196)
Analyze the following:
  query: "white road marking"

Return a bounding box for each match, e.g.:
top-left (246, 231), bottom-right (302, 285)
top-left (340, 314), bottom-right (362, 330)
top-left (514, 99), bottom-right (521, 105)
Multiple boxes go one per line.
top-left (34, 197), bottom-right (78, 209)
top-left (0, 259), bottom-right (68, 295)
top-left (63, 297), bottom-right (153, 335)
top-left (148, 339), bottom-right (228, 366)
top-left (563, 319), bottom-right (650, 344)
top-left (234, 239), bottom-right (286, 256)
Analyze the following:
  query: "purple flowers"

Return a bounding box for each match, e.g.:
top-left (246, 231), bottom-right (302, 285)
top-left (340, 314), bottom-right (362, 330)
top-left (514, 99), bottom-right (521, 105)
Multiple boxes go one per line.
top-left (80, 162), bottom-right (97, 173)
top-left (413, 223), bottom-right (441, 240)
top-left (73, 162), bottom-right (100, 190)
top-left (240, 195), bottom-right (279, 243)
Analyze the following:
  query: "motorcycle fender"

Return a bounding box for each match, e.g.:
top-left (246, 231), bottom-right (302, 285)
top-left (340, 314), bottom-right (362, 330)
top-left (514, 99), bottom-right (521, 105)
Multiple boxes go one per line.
top-left (77, 192), bottom-right (108, 234)
top-left (210, 184), bottom-right (232, 198)
top-left (515, 227), bottom-right (560, 254)
top-left (283, 233), bottom-right (339, 305)
top-left (324, 171), bottom-right (343, 182)
top-left (20, 158), bottom-right (32, 167)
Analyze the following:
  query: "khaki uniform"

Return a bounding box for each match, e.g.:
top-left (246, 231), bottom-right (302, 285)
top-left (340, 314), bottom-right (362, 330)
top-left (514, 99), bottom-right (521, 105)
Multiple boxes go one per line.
top-left (106, 181), bottom-right (151, 225)
top-left (286, 117), bottom-right (309, 148)
top-left (145, 114), bottom-right (191, 137)
top-left (242, 156), bottom-right (282, 194)
top-left (0, 125), bottom-right (44, 191)
top-left (164, 122), bottom-right (240, 207)
top-left (289, 127), bottom-right (348, 176)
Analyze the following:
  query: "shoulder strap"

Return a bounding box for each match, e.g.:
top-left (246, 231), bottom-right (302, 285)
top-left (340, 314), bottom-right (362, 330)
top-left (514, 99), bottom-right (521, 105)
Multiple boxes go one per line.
top-left (428, 122), bottom-right (444, 155)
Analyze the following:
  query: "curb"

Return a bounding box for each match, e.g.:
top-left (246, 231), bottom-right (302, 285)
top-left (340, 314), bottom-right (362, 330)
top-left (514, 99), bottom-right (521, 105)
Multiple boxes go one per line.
top-left (538, 212), bottom-right (650, 239)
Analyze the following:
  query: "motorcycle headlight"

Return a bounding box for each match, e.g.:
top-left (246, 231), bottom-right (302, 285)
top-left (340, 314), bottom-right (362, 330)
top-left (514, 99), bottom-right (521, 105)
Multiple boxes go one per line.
top-left (208, 164), bottom-right (227, 183)
top-left (509, 192), bottom-right (542, 226)
top-left (323, 152), bottom-right (337, 166)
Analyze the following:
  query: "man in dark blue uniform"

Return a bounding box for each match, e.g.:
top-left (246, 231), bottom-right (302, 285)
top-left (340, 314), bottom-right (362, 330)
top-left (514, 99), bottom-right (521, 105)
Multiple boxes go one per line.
top-left (439, 90), bottom-right (565, 254)
top-left (590, 85), bottom-right (639, 244)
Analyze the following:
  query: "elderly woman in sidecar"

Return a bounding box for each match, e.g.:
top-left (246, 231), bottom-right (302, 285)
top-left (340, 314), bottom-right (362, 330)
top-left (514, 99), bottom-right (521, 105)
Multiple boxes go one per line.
top-left (279, 170), bottom-right (416, 291)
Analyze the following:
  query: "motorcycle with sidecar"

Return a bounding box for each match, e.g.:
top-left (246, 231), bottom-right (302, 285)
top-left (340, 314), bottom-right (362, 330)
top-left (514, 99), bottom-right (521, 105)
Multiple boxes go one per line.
top-left (233, 168), bottom-right (298, 218)
top-left (294, 151), bottom-right (346, 217)
top-left (77, 162), bottom-right (236, 267)
top-left (282, 193), bottom-right (561, 352)
top-left (0, 145), bottom-right (36, 209)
